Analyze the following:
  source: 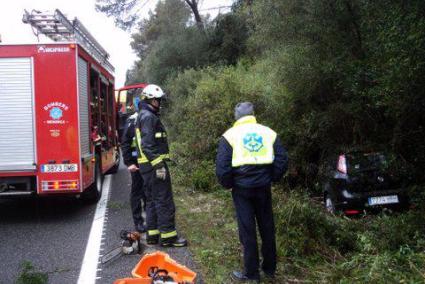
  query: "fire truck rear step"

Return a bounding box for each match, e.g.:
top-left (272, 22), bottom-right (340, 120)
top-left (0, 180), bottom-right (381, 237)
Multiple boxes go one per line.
top-left (0, 191), bottom-right (34, 197)
top-left (0, 176), bottom-right (34, 196)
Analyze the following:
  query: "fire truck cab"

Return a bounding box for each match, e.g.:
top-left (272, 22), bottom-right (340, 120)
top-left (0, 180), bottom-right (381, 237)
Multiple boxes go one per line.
top-left (0, 9), bottom-right (119, 202)
top-left (115, 83), bottom-right (147, 140)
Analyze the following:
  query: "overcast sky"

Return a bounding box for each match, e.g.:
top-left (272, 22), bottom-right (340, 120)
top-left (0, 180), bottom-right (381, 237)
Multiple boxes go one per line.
top-left (0, 0), bottom-right (233, 87)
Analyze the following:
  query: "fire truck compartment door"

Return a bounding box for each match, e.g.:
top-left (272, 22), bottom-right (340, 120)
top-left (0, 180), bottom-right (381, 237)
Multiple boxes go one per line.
top-left (0, 57), bottom-right (36, 171)
top-left (78, 57), bottom-right (90, 156)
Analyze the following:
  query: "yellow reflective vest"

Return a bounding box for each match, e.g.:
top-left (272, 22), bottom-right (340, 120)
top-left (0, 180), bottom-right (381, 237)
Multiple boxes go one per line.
top-left (222, 115), bottom-right (277, 167)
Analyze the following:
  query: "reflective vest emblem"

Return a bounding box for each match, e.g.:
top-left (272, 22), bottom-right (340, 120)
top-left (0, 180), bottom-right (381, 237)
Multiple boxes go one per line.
top-left (243, 133), bottom-right (264, 152)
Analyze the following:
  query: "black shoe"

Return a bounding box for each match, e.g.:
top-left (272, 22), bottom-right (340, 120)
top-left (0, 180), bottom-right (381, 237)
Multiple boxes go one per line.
top-left (160, 236), bottom-right (188, 247)
top-left (135, 223), bottom-right (147, 233)
top-left (146, 234), bottom-right (159, 245)
top-left (231, 271), bottom-right (260, 283)
top-left (262, 271), bottom-right (275, 280)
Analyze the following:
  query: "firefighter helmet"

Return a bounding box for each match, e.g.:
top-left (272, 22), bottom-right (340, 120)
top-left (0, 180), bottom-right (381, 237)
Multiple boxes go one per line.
top-left (142, 84), bottom-right (165, 100)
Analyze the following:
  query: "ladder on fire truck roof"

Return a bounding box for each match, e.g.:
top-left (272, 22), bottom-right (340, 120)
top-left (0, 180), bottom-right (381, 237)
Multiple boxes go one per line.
top-left (22, 9), bottom-right (115, 74)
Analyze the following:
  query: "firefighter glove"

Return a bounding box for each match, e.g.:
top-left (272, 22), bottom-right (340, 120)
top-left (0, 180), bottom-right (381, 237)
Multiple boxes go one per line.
top-left (155, 166), bottom-right (167, 180)
top-left (127, 164), bottom-right (139, 172)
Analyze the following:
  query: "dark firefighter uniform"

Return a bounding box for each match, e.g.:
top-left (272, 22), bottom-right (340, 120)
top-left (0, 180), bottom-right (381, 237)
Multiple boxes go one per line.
top-left (135, 101), bottom-right (177, 244)
top-left (216, 115), bottom-right (288, 280)
top-left (121, 112), bottom-right (146, 231)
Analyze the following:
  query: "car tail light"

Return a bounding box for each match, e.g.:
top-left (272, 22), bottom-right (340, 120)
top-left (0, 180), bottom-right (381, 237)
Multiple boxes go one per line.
top-left (337, 155), bottom-right (347, 174)
top-left (344, 210), bottom-right (360, 215)
top-left (41, 180), bottom-right (79, 191)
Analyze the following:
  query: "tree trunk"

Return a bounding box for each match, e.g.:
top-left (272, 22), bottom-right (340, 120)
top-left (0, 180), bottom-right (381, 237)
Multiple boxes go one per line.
top-left (184, 0), bottom-right (204, 30)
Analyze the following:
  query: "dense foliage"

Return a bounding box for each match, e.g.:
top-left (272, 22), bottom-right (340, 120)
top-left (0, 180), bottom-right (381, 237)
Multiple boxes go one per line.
top-left (101, 0), bottom-right (425, 188)
top-left (159, 0), bottom-right (425, 188)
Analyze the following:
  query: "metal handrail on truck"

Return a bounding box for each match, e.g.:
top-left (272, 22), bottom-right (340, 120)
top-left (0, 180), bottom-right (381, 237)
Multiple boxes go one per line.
top-left (22, 9), bottom-right (114, 74)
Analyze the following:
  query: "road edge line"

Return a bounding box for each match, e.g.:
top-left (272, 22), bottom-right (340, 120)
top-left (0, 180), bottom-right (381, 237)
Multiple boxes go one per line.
top-left (77, 174), bottom-right (112, 284)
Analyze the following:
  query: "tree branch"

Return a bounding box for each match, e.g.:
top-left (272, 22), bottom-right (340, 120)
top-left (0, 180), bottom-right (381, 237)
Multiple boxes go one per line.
top-left (184, 0), bottom-right (204, 30)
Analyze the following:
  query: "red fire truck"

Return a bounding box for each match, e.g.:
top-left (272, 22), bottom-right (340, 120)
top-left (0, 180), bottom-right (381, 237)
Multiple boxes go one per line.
top-left (0, 9), bottom-right (120, 202)
top-left (115, 83), bottom-right (147, 139)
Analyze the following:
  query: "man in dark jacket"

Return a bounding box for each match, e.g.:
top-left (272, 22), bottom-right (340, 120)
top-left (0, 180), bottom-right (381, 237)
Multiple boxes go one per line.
top-left (121, 110), bottom-right (146, 233)
top-left (216, 102), bottom-right (288, 282)
top-left (135, 84), bottom-right (187, 247)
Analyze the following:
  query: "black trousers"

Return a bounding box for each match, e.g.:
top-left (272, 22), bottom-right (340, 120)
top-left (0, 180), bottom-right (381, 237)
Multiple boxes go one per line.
top-left (141, 165), bottom-right (176, 235)
top-left (232, 186), bottom-right (276, 279)
top-left (130, 171), bottom-right (146, 226)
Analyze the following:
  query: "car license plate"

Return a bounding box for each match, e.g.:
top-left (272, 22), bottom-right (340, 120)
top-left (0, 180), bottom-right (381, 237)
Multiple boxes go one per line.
top-left (41, 164), bottom-right (78, 173)
top-left (368, 195), bottom-right (399, 206)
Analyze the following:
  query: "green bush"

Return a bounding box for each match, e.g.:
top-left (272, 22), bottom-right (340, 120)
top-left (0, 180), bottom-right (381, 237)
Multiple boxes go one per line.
top-left (271, 188), bottom-right (425, 282)
top-left (191, 160), bottom-right (218, 192)
top-left (273, 190), bottom-right (356, 258)
top-left (164, 64), bottom-right (274, 188)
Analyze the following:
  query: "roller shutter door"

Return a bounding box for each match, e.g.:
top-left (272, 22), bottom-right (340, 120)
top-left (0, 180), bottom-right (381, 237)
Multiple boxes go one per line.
top-left (0, 57), bottom-right (36, 171)
top-left (78, 57), bottom-right (90, 156)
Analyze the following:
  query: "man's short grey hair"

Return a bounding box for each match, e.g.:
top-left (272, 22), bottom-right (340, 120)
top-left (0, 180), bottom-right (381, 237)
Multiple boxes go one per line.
top-left (234, 102), bottom-right (254, 120)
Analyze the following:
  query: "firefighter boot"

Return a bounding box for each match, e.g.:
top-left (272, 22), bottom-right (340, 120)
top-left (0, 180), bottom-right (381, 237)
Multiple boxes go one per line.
top-left (160, 236), bottom-right (188, 247)
top-left (146, 230), bottom-right (160, 245)
top-left (135, 223), bottom-right (147, 233)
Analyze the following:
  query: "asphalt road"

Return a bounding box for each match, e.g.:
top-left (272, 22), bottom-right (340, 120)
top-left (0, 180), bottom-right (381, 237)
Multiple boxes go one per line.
top-left (0, 163), bottom-right (201, 284)
top-left (0, 190), bottom-right (94, 283)
top-left (99, 164), bottom-right (202, 283)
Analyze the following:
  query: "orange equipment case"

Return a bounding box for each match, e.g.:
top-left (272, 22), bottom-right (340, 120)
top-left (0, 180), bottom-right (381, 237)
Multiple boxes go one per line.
top-left (114, 251), bottom-right (197, 284)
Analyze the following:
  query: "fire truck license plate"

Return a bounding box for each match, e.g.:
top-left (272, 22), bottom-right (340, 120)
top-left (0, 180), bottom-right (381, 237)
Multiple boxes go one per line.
top-left (41, 164), bottom-right (78, 173)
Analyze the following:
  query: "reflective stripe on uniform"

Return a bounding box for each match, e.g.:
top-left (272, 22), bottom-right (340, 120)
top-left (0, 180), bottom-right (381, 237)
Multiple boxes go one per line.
top-left (161, 230), bottom-right (177, 239)
top-left (223, 116), bottom-right (276, 167)
top-left (137, 157), bottom-right (149, 163)
top-left (151, 156), bottom-right (163, 166)
top-left (155, 132), bottom-right (167, 138)
top-left (135, 128), bottom-right (149, 163)
top-left (135, 128), bottom-right (170, 165)
top-left (161, 154), bottom-right (170, 160)
top-left (148, 229), bottom-right (160, 236)
top-left (131, 137), bottom-right (137, 148)
top-left (150, 154), bottom-right (170, 166)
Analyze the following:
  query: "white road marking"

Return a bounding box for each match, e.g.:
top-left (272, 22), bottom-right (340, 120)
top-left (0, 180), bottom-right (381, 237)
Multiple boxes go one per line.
top-left (77, 175), bottom-right (112, 284)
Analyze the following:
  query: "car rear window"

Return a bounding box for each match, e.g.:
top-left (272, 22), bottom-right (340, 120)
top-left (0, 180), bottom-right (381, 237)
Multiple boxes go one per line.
top-left (346, 153), bottom-right (387, 171)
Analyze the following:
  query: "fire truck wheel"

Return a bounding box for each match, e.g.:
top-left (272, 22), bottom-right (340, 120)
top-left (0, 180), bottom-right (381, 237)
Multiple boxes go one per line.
top-left (106, 149), bottom-right (120, 175)
top-left (82, 157), bottom-right (103, 203)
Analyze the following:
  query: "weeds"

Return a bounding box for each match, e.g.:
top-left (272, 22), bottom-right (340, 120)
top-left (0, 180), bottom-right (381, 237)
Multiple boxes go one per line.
top-left (174, 185), bottom-right (425, 283)
top-left (15, 261), bottom-right (48, 284)
top-left (108, 201), bottom-right (127, 210)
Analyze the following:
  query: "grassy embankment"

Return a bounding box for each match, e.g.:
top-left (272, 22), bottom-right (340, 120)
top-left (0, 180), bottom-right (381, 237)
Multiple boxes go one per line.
top-left (174, 182), bottom-right (425, 283)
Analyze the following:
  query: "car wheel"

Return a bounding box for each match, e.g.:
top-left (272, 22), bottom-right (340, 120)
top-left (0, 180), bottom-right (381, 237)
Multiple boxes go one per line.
top-left (324, 193), bottom-right (336, 214)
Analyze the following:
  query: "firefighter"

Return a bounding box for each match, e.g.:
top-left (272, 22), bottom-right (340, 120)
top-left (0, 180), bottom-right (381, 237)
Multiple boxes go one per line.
top-left (121, 102), bottom-right (146, 233)
top-left (135, 84), bottom-right (187, 247)
top-left (216, 102), bottom-right (288, 282)
top-left (91, 126), bottom-right (102, 146)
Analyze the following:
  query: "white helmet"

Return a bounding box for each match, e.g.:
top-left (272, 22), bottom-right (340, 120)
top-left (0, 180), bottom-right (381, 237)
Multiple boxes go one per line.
top-left (142, 84), bottom-right (165, 100)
